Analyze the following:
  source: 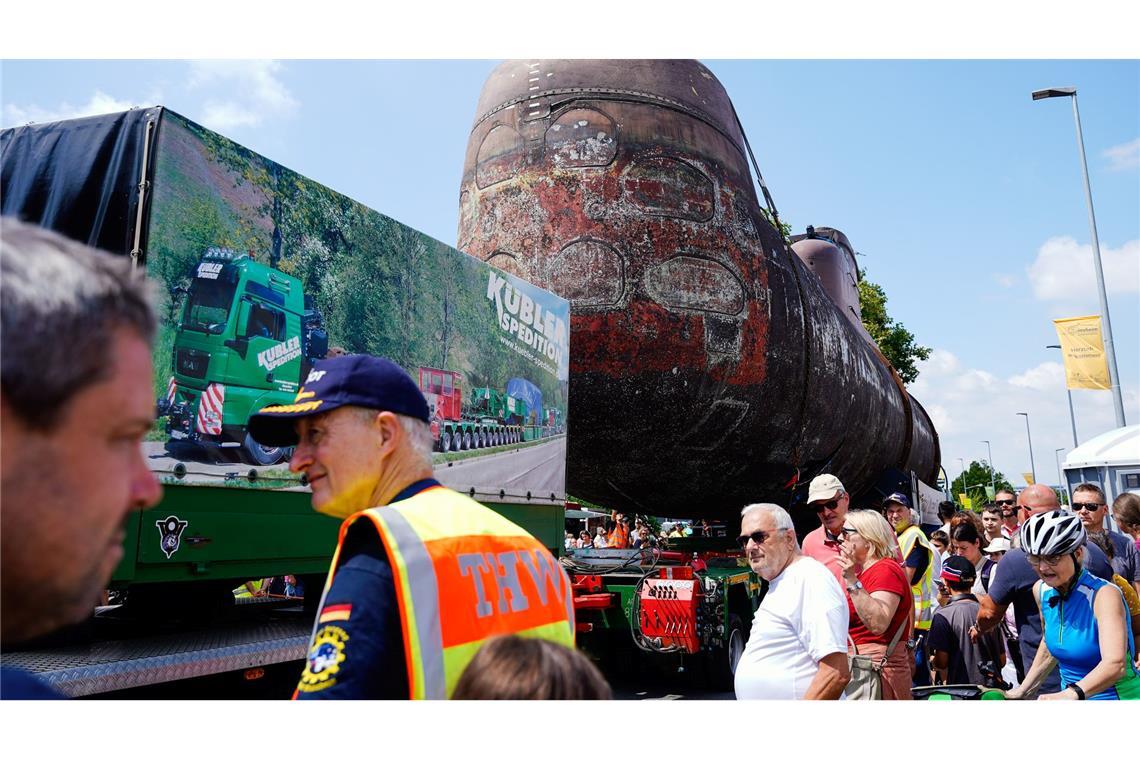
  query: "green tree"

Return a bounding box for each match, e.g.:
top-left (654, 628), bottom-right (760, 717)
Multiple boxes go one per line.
top-left (951, 459), bottom-right (1014, 509)
top-left (858, 269), bottom-right (931, 384)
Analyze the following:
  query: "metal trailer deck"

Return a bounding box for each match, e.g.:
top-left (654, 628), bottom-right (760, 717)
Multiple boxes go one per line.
top-left (2, 601), bottom-right (311, 697)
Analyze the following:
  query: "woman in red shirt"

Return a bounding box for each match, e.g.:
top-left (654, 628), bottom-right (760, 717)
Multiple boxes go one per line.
top-left (837, 509), bottom-right (915, 699)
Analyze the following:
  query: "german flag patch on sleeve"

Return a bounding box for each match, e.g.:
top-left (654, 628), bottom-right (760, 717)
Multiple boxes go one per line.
top-left (318, 603), bottom-right (352, 623)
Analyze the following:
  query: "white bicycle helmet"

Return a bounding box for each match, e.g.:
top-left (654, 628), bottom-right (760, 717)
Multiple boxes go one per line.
top-left (1021, 510), bottom-right (1086, 556)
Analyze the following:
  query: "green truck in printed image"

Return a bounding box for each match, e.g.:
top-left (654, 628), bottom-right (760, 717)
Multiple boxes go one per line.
top-left (160, 247), bottom-right (328, 465)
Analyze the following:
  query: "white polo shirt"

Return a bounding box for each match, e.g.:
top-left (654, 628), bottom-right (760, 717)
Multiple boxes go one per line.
top-left (734, 555), bottom-right (849, 700)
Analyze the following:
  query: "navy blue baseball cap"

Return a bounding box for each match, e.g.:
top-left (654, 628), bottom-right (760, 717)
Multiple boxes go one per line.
top-left (884, 492), bottom-right (912, 509)
top-left (248, 354), bottom-right (430, 447)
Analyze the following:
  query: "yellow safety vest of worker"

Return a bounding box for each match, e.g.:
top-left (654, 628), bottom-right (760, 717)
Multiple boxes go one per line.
top-left (314, 484), bottom-right (576, 699)
top-left (896, 524), bottom-right (936, 630)
top-left (233, 578), bottom-right (264, 598)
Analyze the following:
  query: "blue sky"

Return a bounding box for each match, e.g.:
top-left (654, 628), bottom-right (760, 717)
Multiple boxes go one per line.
top-left (3, 58), bottom-right (1137, 490)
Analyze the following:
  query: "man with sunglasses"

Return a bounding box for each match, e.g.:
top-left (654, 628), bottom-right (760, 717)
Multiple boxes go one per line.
top-left (802, 474), bottom-right (852, 587)
top-left (1072, 483), bottom-right (1140, 597)
top-left (733, 503), bottom-right (850, 700)
top-left (976, 484), bottom-right (1113, 695)
top-left (994, 490), bottom-right (1018, 538)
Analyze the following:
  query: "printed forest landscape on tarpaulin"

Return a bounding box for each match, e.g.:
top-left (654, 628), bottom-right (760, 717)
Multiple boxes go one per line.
top-left (145, 110), bottom-right (569, 505)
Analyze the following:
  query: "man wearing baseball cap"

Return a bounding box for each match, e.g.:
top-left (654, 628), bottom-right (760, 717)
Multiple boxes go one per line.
top-left (801, 474), bottom-right (851, 588)
top-left (249, 354), bottom-right (574, 699)
top-left (928, 555), bottom-right (1006, 687)
top-left (882, 491), bottom-right (937, 686)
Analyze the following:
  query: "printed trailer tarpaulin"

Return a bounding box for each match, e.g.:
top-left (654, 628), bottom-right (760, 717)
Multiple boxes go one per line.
top-left (1, 107), bottom-right (569, 507)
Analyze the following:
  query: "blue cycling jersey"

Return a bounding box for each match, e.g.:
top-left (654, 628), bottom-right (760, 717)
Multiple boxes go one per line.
top-left (1040, 567), bottom-right (1140, 700)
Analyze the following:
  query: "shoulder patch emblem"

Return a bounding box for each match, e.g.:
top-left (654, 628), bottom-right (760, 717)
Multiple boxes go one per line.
top-left (298, 625), bottom-right (349, 693)
top-left (155, 515), bottom-right (188, 559)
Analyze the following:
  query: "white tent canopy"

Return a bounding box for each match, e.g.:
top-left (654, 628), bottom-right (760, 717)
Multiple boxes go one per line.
top-left (1064, 425), bottom-right (1139, 468)
top-left (1062, 424), bottom-right (1140, 507)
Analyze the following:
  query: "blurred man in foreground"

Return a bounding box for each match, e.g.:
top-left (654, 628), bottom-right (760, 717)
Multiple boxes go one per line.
top-left (1, 218), bottom-right (162, 698)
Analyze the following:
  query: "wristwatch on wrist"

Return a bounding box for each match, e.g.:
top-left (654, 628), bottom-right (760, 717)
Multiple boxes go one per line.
top-left (846, 580), bottom-right (864, 593)
top-left (1067, 683), bottom-right (1086, 700)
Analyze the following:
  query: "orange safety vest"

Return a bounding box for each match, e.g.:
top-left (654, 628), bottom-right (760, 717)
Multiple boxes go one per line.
top-left (310, 484), bottom-right (575, 699)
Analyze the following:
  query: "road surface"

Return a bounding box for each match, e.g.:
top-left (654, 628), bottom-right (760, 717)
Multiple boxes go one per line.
top-left (144, 436), bottom-right (567, 504)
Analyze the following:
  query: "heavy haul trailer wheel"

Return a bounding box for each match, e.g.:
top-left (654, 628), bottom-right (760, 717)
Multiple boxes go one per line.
top-left (463, 430), bottom-right (473, 450)
top-left (452, 430), bottom-right (463, 452)
top-left (705, 613), bottom-right (746, 691)
top-left (241, 432), bottom-right (289, 466)
top-left (440, 429), bottom-right (452, 453)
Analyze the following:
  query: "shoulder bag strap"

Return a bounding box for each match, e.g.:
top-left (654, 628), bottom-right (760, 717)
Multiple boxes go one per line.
top-left (878, 613), bottom-right (909, 670)
top-left (981, 559), bottom-right (994, 593)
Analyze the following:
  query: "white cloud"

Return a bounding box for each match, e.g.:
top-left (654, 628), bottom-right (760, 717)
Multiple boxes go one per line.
top-left (993, 273), bottom-right (1017, 288)
top-left (186, 60), bottom-right (298, 130)
top-left (2, 90), bottom-right (140, 127)
top-left (1103, 138), bottom-right (1140, 172)
top-left (200, 102), bottom-right (262, 130)
top-left (1008, 361), bottom-right (1064, 392)
top-left (911, 348), bottom-right (1138, 488)
top-left (1026, 236), bottom-right (1140, 301)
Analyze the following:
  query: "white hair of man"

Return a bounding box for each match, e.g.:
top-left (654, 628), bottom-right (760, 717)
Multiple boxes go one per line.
top-left (740, 503), bottom-right (799, 549)
top-left (398, 413), bottom-right (435, 470)
top-left (347, 407), bottom-right (434, 471)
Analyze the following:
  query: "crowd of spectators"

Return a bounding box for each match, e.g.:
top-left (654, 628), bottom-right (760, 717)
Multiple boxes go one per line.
top-left (734, 473), bottom-right (1139, 701)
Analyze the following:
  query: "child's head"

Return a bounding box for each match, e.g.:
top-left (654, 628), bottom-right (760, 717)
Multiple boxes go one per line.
top-left (452, 636), bottom-right (611, 700)
top-left (931, 529), bottom-right (949, 554)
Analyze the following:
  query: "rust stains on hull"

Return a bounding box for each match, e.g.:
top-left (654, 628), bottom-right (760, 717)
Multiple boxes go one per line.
top-left (458, 60), bottom-right (939, 520)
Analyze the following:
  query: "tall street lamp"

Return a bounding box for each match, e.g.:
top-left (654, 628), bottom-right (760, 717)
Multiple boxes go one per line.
top-left (981, 439), bottom-right (996, 495)
top-left (1032, 86), bottom-right (1126, 427)
top-left (1017, 412), bottom-right (1037, 485)
top-left (1055, 447), bottom-right (1069, 505)
top-left (1047, 344), bottom-right (1079, 447)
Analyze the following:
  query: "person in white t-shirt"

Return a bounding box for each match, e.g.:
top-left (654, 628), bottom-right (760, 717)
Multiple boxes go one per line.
top-left (734, 503), bottom-right (850, 700)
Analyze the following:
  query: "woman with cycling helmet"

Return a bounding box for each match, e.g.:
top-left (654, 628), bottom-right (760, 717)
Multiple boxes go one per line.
top-left (1005, 510), bottom-right (1140, 700)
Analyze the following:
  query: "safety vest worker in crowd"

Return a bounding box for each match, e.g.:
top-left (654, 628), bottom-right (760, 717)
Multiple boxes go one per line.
top-left (248, 354), bottom-right (575, 699)
top-left (882, 492), bottom-right (937, 687)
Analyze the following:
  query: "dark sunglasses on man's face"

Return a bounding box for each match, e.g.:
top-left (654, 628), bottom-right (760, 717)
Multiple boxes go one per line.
top-left (995, 499), bottom-right (1016, 506)
top-left (813, 499), bottom-right (841, 513)
top-left (737, 530), bottom-right (777, 550)
top-left (1072, 502), bottom-right (1105, 512)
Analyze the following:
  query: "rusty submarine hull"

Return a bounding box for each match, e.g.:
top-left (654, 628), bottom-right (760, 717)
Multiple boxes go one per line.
top-left (457, 60), bottom-right (939, 522)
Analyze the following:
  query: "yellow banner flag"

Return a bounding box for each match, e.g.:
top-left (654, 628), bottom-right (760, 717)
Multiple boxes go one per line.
top-left (1023, 472), bottom-right (1035, 486)
top-left (958, 493), bottom-right (973, 509)
top-left (1053, 315), bottom-right (1111, 390)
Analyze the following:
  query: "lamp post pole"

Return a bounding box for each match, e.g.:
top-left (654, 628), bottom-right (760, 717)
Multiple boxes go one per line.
top-left (1017, 412), bottom-right (1037, 485)
top-left (1047, 345), bottom-right (1079, 447)
top-left (1055, 447), bottom-right (1068, 505)
top-left (981, 440), bottom-right (996, 496)
top-left (1032, 87), bottom-right (1126, 427)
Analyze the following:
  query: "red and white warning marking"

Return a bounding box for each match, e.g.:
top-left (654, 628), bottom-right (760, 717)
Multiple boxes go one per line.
top-left (195, 383), bottom-right (225, 435)
top-left (166, 376), bottom-right (177, 406)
